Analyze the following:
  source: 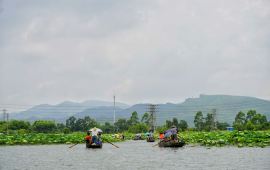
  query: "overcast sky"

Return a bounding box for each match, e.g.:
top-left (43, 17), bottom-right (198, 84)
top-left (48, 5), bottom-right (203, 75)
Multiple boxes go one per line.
top-left (0, 0), bottom-right (269, 108)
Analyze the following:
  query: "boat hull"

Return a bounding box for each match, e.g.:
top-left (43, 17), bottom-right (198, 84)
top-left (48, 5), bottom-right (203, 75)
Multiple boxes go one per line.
top-left (158, 140), bottom-right (185, 147)
top-left (146, 137), bottom-right (155, 142)
top-left (133, 137), bottom-right (144, 140)
top-left (86, 142), bottom-right (102, 148)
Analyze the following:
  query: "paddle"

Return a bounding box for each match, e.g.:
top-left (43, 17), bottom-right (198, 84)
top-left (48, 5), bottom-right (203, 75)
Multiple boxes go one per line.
top-left (69, 140), bottom-right (85, 148)
top-left (152, 142), bottom-right (159, 147)
top-left (69, 143), bottom-right (79, 148)
top-left (102, 138), bottom-right (119, 148)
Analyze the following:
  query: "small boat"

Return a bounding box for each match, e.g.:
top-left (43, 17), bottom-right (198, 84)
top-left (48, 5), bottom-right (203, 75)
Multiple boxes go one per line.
top-left (86, 141), bottom-right (102, 148)
top-left (146, 136), bottom-right (155, 142)
top-left (134, 134), bottom-right (144, 140)
top-left (158, 139), bottom-right (185, 147)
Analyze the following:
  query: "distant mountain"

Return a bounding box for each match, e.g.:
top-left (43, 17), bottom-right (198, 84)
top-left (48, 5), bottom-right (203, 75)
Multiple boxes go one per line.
top-left (10, 95), bottom-right (270, 126)
top-left (75, 104), bottom-right (149, 123)
top-left (10, 100), bottom-right (130, 122)
top-left (155, 94), bottom-right (270, 126)
top-left (76, 95), bottom-right (270, 126)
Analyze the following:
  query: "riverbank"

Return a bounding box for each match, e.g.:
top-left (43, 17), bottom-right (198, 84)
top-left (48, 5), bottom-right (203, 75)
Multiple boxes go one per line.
top-left (0, 130), bottom-right (269, 147)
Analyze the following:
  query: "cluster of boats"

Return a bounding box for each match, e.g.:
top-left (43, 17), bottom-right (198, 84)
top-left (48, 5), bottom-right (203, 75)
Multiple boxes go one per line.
top-left (84, 127), bottom-right (185, 149)
top-left (86, 136), bottom-right (185, 149)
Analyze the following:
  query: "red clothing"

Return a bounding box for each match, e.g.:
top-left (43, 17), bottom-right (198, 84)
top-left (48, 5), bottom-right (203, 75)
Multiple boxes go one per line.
top-left (159, 133), bottom-right (164, 139)
top-left (85, 135), bottom-right (92, 141)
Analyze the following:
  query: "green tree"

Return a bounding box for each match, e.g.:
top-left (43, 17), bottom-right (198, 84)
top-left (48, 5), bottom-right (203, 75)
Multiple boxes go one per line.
top-left (155, 125), bottom-right (168, 133)
top-left (245, 120), bottom-right (255, 130)
top-left (246, 110), bottom-right (256, 122)
top-left (9, 120), bottom-right (30, 130)
top-left (172, 118), bottom-right (179, 127)
top-left (74, 118), bottom-right (85, 131)
top-left (32, 120), bottom-right (56, 133)
top-left (56, 123), bottom-right (65, 132)
top-left (128, 123), bottom-right (148, 133)
top-left (194, 111), bottom-right (204, 131)
top-left (178, 120), bottom-right (188, 131)
top-left (0, 121), bottom-right (7, 133)
top-left (84, 116), bottom-right (99, 130)
top-left (165, 120), bottom-right (173, 128)
top-left (101, 122), bottom-right (115, 133)
top-left (216, 121), bottom-right (230, 130)
top-left (141, 112), bottom-right (150, 126)
top-left (250, 113), bottom-right (268, 130)
top-left (66, 116), bottom-right (77, 131)
top-left (204, 113), bottom-right (215, 131)
top-left (114, 118), bottom-right (128, 132)
top-left (128, 111), bottom-right (139, 126)
top-left (233, 111), bottom-right (246, 131)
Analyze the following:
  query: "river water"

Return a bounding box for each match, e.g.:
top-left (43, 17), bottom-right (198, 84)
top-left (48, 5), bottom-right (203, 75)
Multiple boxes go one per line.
top-left (0, 141), bottom-right (269, 170)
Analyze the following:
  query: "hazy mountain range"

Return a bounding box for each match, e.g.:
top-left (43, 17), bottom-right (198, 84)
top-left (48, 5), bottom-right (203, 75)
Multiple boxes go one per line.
top-left (9, 95), bottom-right (270, 126)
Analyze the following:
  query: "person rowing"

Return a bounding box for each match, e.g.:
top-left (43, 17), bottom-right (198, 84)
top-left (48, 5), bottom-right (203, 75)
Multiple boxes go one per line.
top-left (89, 127), bottom-right (103, 145)
top-left (85, 130), bottom-right (92, 144)
top-left (164, 125), bottom-right (179, 141)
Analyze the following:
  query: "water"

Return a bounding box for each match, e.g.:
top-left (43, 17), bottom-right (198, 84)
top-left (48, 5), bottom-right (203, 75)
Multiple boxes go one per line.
top-left (0, 141), bottom-right (269, 170)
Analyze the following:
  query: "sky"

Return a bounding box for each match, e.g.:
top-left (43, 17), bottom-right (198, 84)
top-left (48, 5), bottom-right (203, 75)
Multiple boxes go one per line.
top-left (0, 0), bottom-right (270, 109)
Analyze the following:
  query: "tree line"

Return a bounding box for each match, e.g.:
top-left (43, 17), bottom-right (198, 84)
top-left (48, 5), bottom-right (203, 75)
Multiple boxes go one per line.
top-left (194, 109), bottom-right (270, 131)
top-left (0, 109), bottom-right (269, 134)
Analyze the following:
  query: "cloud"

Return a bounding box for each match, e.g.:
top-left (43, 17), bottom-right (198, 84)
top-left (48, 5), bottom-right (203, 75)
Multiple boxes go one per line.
top-left (0, 0), bottom-right (269, 107)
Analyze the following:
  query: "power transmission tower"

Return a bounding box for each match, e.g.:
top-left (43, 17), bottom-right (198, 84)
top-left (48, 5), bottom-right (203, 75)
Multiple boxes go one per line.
top-left (6, 112), bottom-right (9, 135)
top-left (147, 104), bottom-right (158, 132)
top-left (2, 109), bottom-right (6, 121)
top-left (212, 108), bottom-right (217, 130)
top-left (2, 109), bottom-right (8, 134)
top-left (113, 95), bottom-right (116, 124)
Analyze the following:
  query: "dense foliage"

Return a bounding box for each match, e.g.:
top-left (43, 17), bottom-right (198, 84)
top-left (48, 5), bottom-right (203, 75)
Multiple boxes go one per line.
top-left (32, 120), bottom-right (57, 133)
top-left (194, 111), bottom-right (230, 131)
top-left (193, 110), bottom-right (270, 131)
top-left (0, 131), bottom-right (269, 148)
top-left (0, 133), bottom-right (129, 145)
top-left (180, 130), bottom-right (270, 147)
top-left (233, 110), bottom-right (269, 130)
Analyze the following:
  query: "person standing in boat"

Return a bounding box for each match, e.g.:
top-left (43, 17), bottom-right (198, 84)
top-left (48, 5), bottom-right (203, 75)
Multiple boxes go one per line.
top-left (89, 127), bottom-right (103, 145)
top-left (164, 125), bottom-right (178, 141)
top-left (170, 125), bottom-right (178, 141)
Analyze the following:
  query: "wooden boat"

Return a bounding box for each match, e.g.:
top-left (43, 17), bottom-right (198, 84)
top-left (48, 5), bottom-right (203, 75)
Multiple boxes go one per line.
top-left (158, 139), bottom-right (185, 147)
top-left (86, 141), bottom-right (102, 148)
top-left (134, 134), bottom-right (144, 140)
top-left (146, 136), bottom-right (155, 142)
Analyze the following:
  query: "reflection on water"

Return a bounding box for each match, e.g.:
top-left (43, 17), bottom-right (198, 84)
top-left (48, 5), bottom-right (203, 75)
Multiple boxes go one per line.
top-left (0, 140), bottom-right (270, 170)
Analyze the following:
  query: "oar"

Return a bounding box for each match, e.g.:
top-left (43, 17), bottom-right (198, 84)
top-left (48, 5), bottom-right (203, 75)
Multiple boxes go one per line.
top-left (69, 143), bottom-right (79, 148)
top-left (152, 142), bottom-right (159, 147)
top-left (102, 138), bottom-right (119, 148)
top-left (69, 140), bottom-right (84, 148)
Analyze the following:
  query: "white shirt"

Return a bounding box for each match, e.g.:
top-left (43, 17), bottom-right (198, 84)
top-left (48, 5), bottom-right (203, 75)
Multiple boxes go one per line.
top-left (90, 128), bottom-right (102, 136)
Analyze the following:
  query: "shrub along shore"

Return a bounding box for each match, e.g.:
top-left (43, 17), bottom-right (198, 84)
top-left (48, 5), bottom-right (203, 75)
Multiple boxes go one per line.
top-left (0, 130), bottom-right (269, 147)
